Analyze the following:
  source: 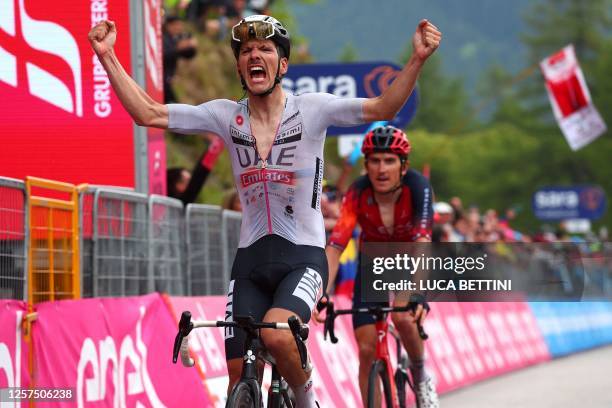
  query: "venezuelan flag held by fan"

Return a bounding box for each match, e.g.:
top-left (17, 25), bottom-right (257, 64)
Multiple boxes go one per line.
top-left (334, 231), bottom-right (359, 297)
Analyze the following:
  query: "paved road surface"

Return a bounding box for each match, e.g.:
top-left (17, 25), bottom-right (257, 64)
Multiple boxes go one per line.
top-left (440, 345), bottom-right (612, 408)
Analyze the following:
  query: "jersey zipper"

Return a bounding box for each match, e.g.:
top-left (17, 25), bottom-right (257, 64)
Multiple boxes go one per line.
top-left (248, 98), bottom-right (286, 235)
top-left (261, 159), bottom-right (273, 233)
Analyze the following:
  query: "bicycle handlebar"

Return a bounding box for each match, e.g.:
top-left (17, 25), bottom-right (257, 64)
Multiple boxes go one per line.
top-left (323, 301), bottom-right (429, 344)
top-left (172, 312), bottom-right (310, 368)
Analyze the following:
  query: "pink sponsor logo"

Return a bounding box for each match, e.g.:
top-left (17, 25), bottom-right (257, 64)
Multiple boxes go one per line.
top-left (33, 294), bottom-right (210, 407)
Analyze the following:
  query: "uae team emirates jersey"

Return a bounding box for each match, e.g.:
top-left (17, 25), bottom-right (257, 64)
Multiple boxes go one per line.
top-left (168, 92), bottom-right (366, 248)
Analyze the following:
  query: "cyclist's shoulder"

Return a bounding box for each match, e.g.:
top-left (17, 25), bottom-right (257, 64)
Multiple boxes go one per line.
top-left (402, 168), bottom-right (425, 181)
top-left (402, 168), bottom-right (430, 188)
top-left (291, 92), bottom-right (341, 107)
top-left (348, 175), bottom-right (372, 195)
top-left (195, 98), bottom-right (245, 113)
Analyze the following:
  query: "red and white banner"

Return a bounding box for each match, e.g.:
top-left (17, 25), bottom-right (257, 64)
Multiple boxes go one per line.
top-left (143, 0), bottom-right (166, 195)
top-left (33, 293), bottom-right (210, 407)
top-left (0, 300), bottom-right (30, 397)
top-left (540, 45), bottom-right (607, 150)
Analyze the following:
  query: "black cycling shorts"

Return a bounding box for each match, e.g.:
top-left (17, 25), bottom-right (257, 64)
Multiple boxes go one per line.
top-left (224, 234), bottom-right (328, 360)
top-left (351, 266), bottom-right (388, 329)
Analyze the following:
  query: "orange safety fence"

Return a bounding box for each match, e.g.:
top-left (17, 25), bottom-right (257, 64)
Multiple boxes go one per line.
top-left (25, 177), bottom-right (84, 305)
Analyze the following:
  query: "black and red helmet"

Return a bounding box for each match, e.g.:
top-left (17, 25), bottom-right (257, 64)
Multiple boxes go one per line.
top-left (361, 125), bottom-right (411, 158)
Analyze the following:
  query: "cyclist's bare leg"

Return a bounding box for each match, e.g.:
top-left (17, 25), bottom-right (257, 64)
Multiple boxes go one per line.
top-left (261, 307), bottom-right (319, 407)
top-left (260, 307), bottom-right (308, 386)
top-left (227, 358), bottom-right (265, 395)
top-left (391, 299), bottom-right (426, 382)
top-left (355, 324), bottom-right (380, 408)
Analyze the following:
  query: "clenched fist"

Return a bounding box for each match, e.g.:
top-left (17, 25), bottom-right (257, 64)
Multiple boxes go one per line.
top-left (413, 19), bottom-right (442, 62)
top-left (88, 20), bottom-right (117, 57)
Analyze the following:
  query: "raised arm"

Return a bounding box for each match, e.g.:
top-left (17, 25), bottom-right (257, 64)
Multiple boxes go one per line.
top-left (89, 20), bottom-right (168, 128)
top-left (363, 19), bottom-right (441, 122)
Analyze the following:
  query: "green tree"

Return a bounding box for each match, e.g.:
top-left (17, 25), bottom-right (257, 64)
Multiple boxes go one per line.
top-left (483, 0), bottom-right (612, 230)
top-left (338, 43), bottom-right (359, 63)
top-left (405, 54), bottom-right (472, 133)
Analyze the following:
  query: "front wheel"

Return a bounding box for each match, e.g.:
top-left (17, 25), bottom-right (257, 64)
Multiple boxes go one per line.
top-left (227, 381), bottom-right (257, 408)
top-left (394, 368), bottom-right (410, 408)
top-left (367, 359), bottom-right (394, 408)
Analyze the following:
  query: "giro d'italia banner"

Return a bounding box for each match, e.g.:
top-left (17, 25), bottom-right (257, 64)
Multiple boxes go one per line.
top-left (0, 0), bottom-right (165, 193)
top-left (540, 45), bottom-right (607, 151)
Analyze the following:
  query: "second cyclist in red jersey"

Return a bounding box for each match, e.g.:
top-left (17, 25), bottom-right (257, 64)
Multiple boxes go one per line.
top-left (320, 125), bottom-right (439, 408)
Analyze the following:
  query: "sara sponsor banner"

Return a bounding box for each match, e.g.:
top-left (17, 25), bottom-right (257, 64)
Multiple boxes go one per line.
top-left (540, 45), bottom-right (607, 151)
top-left (0, 300), bottom-right (30, 395)
top-left (32, 293), bottom-right (209, 407)
top-left (282, 62), bottom-right (418, 135)
top-left (533, 185), bottom-right (607, 221)
top-left (0, 0), bottom-right (134, 187)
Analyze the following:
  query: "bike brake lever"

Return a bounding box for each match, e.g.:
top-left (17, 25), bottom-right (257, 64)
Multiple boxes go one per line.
top-left (323, 302), bottom-right (339, 344)
top-left (288, 316), bottom-right (309, 370)
top-left (173, 311), bottom-right (193, 363)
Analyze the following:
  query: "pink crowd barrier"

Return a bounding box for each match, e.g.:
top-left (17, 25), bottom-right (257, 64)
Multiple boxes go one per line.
top-left (0, 300), bottom-right (30, 392)
top-left (0, 294), bottom-right (552, 407)
top-left (32, 293), bottom-right (210, 407)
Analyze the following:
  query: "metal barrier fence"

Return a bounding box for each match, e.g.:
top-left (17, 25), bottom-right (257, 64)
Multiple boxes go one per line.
top-left (222, 210), bottom-right (242, 288)
top-left (185, 204), bottom-right (224, 295)
top-left (0, 177), bottom-right (27, 300)
top-left (90, 188), bottom-right (150, 297)
top-left (2, 177), bottom-right (244, 300)
top-left (149, 195), bottom-right (185, 294)
top-left (26, 177), bottom-right (80, 304)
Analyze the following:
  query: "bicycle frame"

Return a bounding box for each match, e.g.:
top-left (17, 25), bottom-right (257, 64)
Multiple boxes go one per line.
top-left (374, 315), bottom-right (401, 407)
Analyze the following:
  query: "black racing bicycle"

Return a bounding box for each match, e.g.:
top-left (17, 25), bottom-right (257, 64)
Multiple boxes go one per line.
top-left (172, 311), bottom-right (310, 407)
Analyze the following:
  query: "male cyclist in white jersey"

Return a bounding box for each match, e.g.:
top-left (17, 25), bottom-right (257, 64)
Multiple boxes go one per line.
top-left (89, 15), bottom-right (441, 407)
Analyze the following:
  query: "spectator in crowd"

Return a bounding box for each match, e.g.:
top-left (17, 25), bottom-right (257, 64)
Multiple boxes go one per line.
top-left (451, 211), bottom-right (470, 242)
top-left (185, 0), bottom-right (222, 31)
top-left (164, 0), bottom-right (192, 18)
top-left (167, 167), bottom-right (192, 199)
top-left (321, 181), bottom-right (341, 238)
top-left (167, 135), bottom-right (225, 204)
top-left (222, 189), bottom-right (242, 212)
top-left (449, 196), bottom-right (463, 214)
top-left (226, 0), bottom-right (247, 20)
top-left (163, 16), bottom-right (198, 103)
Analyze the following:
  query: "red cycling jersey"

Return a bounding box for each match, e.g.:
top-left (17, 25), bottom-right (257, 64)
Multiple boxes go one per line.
top-left (328, 169), bottom-right (433, 250)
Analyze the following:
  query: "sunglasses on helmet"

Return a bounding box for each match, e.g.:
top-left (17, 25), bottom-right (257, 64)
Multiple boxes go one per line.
top-left (231, 20), bottom-right (275, 43)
